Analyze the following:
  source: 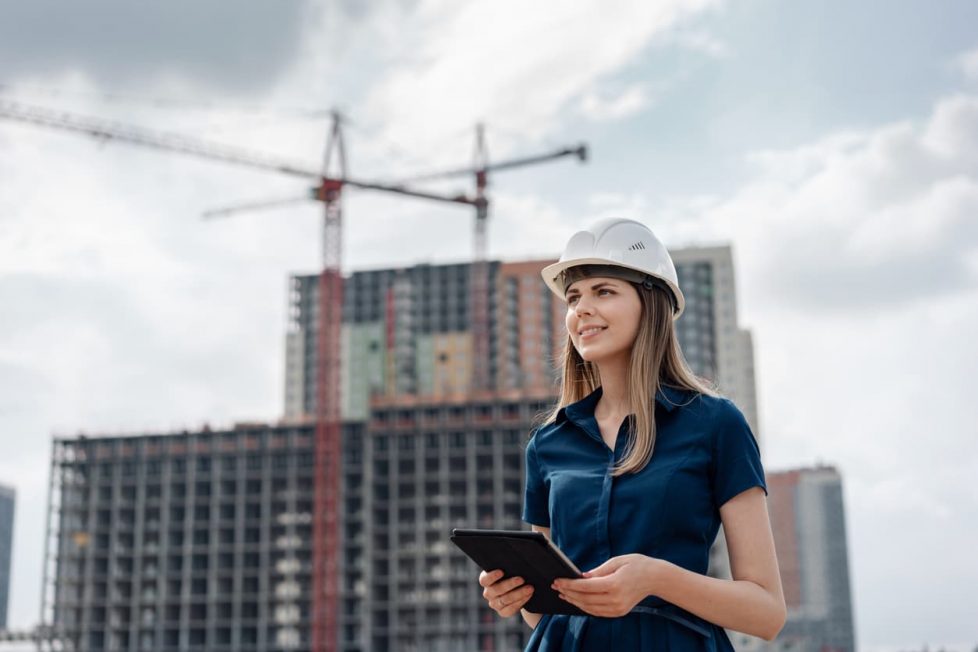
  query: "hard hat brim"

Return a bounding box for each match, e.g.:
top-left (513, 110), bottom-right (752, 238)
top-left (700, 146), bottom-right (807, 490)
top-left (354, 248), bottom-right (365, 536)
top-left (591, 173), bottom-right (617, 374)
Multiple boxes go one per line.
top-left (541, 257), bottom-right (686, 319)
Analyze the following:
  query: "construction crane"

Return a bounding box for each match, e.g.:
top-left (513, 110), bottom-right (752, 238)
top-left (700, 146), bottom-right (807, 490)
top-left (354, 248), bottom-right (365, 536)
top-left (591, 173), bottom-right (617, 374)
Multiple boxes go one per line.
top-left (0, 97), bottom-right (586, 652)
top-left (398, 123), bottom-right (587, 392)
top-left (202, 120), bottom-right (587, 395)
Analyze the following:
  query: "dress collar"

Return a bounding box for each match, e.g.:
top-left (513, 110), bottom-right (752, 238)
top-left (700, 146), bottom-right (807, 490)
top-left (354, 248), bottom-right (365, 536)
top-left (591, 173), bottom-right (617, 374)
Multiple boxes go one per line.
top-left (555, 384), bottom-right (689, 425)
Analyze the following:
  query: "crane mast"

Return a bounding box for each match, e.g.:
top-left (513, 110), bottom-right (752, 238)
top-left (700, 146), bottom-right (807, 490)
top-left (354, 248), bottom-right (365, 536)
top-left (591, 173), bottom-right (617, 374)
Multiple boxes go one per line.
top-left (471, 124), bottom-right (491, 391)
top-left (0, 97), bottom-right (587, 652)
top-left (313, 113), bottom-right (344, 652)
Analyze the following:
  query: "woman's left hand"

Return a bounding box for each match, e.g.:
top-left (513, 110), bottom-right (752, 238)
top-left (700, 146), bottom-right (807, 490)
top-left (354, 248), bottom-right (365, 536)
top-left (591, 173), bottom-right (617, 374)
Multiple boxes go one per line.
top-left (552, 554), bottom-right (662, 618)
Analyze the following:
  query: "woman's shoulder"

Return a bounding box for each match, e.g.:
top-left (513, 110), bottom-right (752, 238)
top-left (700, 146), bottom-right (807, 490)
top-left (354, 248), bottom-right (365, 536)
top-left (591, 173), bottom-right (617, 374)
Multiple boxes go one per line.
top-left (664, 388), bottom-right (749, 428)
top-left (526, 419), bottom-right (562, 446)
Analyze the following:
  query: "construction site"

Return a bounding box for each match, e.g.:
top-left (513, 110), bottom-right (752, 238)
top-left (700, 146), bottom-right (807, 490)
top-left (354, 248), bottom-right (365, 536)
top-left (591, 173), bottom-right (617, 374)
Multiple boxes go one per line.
top-left (1, 100), bottom-right (758, 651)
top-left (39, 249), bottom-right (757, 652)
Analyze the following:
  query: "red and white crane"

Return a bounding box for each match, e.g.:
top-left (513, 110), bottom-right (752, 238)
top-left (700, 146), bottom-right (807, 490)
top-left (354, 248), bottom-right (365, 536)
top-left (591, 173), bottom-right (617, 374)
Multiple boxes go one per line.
top-left (1, 96), bottom-right (586, 652)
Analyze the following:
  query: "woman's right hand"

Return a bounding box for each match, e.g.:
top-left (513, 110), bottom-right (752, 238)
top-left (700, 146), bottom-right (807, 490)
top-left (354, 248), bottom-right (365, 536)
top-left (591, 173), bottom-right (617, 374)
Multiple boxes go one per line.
top-left (479, 569), bottom-right (535, 618)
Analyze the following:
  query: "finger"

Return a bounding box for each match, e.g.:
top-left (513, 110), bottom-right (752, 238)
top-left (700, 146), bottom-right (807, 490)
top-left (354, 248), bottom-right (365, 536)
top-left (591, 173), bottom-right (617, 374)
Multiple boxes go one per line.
top-left (493, 583), bottom-right (531, 608)
top-left (488, 578), bottom-right (524, 601)
top-left (560, 591), bottom-right (615, 610)
top-left (557, 584), bottom-right (609, 599)
top-left (491, 594), bottom-right (513, 612)
top-left (490, 576), bottom-right (524, 597)
top-left (555, 577), bottom-right (612, 594)
top-left (501, 595), bottom-right (533, 617)
top-left (499, 586), bottom-right (534, 616)
top-left (487, 574), bottom-right (524, 596)
top-left (497, 582), bottom-right (530, 605)
top-left (479, 569), bottom-right (504, 587)
top-left (556, 592), bottom-right (589, 613)
top-left (584, 558), bottom-right (623, 577)
top-left (482, 577), bottom-right (523, 600)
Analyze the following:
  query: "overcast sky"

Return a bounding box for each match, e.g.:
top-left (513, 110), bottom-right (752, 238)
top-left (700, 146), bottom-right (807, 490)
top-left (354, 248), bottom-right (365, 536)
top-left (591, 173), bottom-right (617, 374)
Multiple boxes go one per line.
top-left (1, 0), bottom-right (976, 649)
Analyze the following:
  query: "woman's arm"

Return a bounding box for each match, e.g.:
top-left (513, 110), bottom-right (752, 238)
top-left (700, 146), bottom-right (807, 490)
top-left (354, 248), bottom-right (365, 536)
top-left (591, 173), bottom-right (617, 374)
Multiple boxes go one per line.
top-left (557, 487), bottom-right (784, 638)
top-left (519, 524), bottom-right (550, 630)
top-left (649, 487), bottom-right (786, 640)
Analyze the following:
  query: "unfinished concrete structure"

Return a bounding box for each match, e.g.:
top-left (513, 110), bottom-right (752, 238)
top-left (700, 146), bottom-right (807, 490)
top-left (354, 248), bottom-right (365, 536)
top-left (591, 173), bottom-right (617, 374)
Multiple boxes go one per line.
top-left (44, 394), bottom-right (553, 652)
top-left (285, 250), bottom-right (758, 434)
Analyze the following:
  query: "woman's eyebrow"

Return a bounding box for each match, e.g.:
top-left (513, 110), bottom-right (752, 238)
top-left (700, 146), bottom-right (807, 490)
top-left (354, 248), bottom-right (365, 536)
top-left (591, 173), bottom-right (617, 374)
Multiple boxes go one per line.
top-left (565, 281), bottom-right (618, 297)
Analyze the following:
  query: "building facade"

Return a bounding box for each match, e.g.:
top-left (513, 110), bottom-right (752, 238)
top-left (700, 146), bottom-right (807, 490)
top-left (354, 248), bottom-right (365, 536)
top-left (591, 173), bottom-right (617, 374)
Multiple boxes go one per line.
top-left (45, 425), bottom-right (325, 652)
top-left (0, 483), bottom-right (14, 630)
top-left (764, 466), bottom-right (856, 652)
top-left (353, 392), bottom-right (553, 652)
top-left (670, 246), bottom-right (759, 435)
top-left (284, 249), bottom-right (758, 435)
top-left (46, 393), bottom-right (553, 652)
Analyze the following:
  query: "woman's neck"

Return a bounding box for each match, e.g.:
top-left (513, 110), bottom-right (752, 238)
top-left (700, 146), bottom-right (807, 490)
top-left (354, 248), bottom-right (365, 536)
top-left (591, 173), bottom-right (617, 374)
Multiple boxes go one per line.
top-left (595, 357), bottom-right (629, 419)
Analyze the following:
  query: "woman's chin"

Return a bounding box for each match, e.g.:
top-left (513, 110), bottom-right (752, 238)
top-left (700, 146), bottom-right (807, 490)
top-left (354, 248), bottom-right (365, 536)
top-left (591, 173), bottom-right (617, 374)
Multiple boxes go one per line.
top-left (577, 348), bottom-right (610, 364)
top-left (576, 344), bottom-right (629, 366)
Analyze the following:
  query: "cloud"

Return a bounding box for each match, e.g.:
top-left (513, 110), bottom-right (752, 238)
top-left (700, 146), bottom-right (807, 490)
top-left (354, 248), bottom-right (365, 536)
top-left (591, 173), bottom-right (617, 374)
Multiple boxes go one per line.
top-left (0, 0), bottom-right (317, 95)
top-left (952, 45), bottom-right (978, 81)
top-left (660, 28), bottom-right (729, 58)
top-left (641, 90), bottom-right (978, 643)
top-left (586, 190), bottom-right (651, 219)
top-left (578, 83), bottom-right (653, 122)
top-left (658, 94), bottom-right (978, 312)
top-left (359, 0), bottom-right (721, 163)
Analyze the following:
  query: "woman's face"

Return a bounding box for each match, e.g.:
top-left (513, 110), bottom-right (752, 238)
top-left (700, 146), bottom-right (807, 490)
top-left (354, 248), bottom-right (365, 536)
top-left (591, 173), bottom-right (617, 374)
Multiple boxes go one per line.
top-left (564, 275), bottom-right (642, 365)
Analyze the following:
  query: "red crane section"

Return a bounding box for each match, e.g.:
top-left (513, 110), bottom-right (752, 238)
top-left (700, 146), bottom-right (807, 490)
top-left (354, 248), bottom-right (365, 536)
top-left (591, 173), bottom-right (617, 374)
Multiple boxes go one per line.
top-left (1, 97), bottom-right (587, 652)
top-left (313, 116), bottom-right (345, 652)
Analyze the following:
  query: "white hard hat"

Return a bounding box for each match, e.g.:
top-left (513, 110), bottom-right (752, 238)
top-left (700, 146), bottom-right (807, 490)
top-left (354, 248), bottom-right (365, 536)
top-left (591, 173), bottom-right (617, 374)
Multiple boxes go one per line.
top-left (541, 217), bottom-right (685, 318)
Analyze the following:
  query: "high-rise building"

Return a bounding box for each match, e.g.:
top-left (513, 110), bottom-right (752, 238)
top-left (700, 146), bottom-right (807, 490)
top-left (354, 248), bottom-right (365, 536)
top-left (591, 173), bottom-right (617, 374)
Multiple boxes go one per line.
top-left (762, 466), bottom-right (856, 652)
top-left (284, 261), bottom-right (563, 422)
top-left (348, 392), bottom-right (552, 652)
top-left (671, 246), bottom-right (759, 435)
top-left (284, 249), bottom-right (758, 434)
top-left (45, 393), bottom-right (553, 652)
top-left (0, 483), bottom-right (14, 629)
top-left (44, 426), bottom-right (324, 652)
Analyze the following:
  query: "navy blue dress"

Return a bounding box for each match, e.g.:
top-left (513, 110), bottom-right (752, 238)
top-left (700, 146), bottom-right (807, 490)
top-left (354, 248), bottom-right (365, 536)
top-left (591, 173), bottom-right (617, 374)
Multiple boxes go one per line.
top-left (522, 385), bottom-right (767, 652)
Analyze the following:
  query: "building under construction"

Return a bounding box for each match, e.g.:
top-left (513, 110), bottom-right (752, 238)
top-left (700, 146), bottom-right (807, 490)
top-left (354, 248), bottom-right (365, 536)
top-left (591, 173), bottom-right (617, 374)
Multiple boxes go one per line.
top-left (44, 249), bottom-right (759, 652)
top-left (44, 398), bottom-right (551, 652)
top-left (285, 249), bottom-right (758, 432)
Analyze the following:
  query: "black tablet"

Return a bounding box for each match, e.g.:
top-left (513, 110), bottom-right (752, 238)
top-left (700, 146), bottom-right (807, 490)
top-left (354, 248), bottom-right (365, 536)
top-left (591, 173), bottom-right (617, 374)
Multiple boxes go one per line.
top-left (450, 528), bottom-right (585, 615)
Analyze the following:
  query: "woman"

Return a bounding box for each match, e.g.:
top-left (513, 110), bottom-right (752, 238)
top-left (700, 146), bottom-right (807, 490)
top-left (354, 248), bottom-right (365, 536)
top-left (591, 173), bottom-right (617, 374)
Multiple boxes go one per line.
top-left (478, 218), bottom-right (785, 650)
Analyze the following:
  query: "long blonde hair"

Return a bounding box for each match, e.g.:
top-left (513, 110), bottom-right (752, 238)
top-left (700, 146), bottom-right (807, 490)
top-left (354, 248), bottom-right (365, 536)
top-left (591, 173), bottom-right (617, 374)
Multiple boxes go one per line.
top-left (543, 282), bottom-right (717, 476)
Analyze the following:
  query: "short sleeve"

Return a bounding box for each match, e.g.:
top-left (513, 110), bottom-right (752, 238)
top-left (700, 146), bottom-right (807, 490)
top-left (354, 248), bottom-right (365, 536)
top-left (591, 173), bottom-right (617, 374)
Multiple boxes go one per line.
top-left (711, 399), bottom-right (768, 508)
top-left (522, 432), bottom-right (550, 526)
